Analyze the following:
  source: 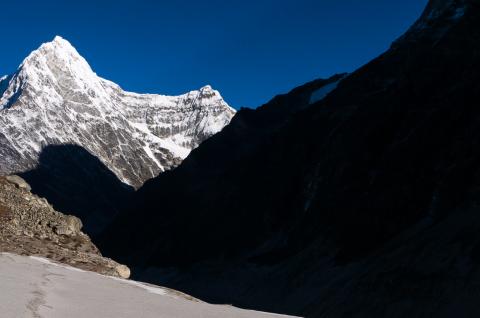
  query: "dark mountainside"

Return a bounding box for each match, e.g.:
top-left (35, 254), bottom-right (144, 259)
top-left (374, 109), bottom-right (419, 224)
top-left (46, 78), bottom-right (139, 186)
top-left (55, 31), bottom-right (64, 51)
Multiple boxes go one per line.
top-left (101, 74), bottom-right (346, 262)
top-left (102, 0), bottom-right (480, 316)
top-left (20, 145), bottom-right (134, 238)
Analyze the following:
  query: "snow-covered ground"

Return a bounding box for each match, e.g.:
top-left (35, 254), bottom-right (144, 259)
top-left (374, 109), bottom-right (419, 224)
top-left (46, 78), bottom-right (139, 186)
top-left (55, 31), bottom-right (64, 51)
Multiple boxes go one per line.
top-left (0, 253), bottom-right (298, 318)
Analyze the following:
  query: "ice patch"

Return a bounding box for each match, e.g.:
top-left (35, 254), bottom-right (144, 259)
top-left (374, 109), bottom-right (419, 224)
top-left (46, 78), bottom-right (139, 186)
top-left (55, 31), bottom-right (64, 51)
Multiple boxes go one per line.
top-left (309, 80), bottom-right (341, 104)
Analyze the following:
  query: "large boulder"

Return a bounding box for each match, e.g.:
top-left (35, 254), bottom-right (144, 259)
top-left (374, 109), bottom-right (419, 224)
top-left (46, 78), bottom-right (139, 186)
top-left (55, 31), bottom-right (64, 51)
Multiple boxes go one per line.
top-left (5, 175), bottom-right (31, 192)
top-left (115, 264), bottom-right (131, 279)
top-left (54, 215), bottom-right (83, 236)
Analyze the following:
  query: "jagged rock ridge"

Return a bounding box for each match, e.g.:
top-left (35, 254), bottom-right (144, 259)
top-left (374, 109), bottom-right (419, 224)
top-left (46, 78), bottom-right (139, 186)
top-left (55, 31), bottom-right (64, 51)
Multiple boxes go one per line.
top-left (0, 36), bottom-right (235, 187)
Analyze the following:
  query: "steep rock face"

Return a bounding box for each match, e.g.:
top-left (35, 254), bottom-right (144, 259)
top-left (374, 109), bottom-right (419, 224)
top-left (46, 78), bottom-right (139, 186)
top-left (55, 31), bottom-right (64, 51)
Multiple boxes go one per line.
top-left (0, 36), bottom-right (235, 188)
top-left (104, 0), bottom-right (480, 316)
top-left (0, 176), bottom-right (130, 278)
top-left (395, 0), bottom-right (469, 44)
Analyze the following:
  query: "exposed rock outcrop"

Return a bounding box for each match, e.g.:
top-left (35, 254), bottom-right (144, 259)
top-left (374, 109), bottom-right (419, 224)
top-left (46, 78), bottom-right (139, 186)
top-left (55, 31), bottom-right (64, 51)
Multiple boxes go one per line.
top-left (0, 175), bottom-right (130, 279)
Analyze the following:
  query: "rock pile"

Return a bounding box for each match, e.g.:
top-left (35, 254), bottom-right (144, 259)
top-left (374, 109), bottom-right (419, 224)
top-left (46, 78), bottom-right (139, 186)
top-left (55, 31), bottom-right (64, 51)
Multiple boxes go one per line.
top-left (0, 175), bottom-right (130, 278)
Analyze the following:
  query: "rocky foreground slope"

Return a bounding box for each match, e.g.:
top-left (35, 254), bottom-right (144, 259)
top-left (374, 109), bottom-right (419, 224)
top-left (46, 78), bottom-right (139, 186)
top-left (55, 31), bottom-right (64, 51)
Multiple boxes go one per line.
top-left (0, 175), bottom-right (129, 278)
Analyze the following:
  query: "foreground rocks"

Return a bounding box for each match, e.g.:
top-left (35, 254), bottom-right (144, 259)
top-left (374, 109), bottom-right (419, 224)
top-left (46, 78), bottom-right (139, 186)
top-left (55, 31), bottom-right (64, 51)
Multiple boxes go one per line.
top-left (0, 175), bottom-right (130, 278)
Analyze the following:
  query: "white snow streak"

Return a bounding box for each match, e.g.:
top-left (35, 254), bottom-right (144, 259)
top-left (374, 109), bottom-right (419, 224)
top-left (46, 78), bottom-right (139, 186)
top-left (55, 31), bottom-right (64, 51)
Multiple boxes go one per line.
top-left (309, 80), bottom-right (340, 104)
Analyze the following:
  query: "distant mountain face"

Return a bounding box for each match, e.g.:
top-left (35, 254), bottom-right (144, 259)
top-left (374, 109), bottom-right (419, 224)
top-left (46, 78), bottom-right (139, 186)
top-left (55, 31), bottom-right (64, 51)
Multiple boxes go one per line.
top-left (0, 36), bottom-right (235, 188)
top-left (103, 0), bottom-right (480, 316)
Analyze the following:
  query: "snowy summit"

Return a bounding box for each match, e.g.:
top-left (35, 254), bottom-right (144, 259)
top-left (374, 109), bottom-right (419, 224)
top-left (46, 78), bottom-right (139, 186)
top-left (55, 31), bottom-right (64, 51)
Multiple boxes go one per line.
top-left (0, 36), bottom-right (236, 187)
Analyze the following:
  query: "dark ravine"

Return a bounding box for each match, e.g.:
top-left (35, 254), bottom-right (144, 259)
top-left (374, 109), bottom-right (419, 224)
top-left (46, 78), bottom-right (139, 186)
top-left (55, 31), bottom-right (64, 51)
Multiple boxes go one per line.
top-left (101, 0), bottom-right (480, 316)
top-left (19, 145), bottom-right (134, 238)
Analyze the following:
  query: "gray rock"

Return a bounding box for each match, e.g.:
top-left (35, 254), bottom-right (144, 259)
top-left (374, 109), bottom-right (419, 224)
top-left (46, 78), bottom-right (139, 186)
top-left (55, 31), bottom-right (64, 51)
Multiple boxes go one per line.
top-left (54, 215), bottom-right (83, 236)
top-left (5, 175), bottom-right (31, 192)
top-left (115, 264), bottom-right (131, 279)
top-left (66, 215), bottom-right (83, 233)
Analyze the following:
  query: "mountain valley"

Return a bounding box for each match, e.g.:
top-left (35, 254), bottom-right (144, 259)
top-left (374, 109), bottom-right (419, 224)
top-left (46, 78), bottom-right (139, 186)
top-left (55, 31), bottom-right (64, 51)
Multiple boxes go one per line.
top-left (1, 0), bottom-right (480, 317)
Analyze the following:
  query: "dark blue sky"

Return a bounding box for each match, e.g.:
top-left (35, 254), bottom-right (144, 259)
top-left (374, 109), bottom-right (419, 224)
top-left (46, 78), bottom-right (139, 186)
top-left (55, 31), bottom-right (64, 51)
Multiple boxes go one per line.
top-left (1, 0), bottom-right (427, 108)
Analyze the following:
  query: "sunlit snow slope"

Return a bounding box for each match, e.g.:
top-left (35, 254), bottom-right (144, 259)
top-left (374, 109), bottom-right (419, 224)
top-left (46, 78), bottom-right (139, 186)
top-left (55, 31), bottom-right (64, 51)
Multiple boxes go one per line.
top-left (0, 253), bottom-right (297, 318)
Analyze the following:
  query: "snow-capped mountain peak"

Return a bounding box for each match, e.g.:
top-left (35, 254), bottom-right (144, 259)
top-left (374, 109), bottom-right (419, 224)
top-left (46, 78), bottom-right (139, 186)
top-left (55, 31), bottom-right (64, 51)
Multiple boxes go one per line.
top-left (1, 36), bottom-right (102, 112)
top-left (18, 36), bottom-right (96, 87)
top-left (0, 36), bottom-right (236, 187)
top-left (22, 35), bottom-right (86, 66)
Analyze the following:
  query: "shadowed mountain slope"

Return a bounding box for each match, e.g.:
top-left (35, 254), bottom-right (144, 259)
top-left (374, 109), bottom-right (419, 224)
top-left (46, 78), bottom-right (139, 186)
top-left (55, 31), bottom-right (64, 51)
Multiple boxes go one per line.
top-left (104, 0), bottom-right (480, 316)
top-left (101, 74), bottom-right (346, 264)
top-left (20, 145), bottom-right (134, 237)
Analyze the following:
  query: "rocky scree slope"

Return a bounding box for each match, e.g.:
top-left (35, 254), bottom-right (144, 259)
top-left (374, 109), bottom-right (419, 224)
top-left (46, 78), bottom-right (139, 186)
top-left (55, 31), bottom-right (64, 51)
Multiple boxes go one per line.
top-left (0, 36), bottom-right (235, 188)
top-left (0, 175), bottom-right (130, 279)
top-left (103, 0), bottom-right (480, 316)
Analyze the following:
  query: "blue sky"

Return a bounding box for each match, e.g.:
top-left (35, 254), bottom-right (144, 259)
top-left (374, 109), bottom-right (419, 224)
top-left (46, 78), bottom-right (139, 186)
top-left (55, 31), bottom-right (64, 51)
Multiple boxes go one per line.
top-left (1, 0), bottom-right (427, 108)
